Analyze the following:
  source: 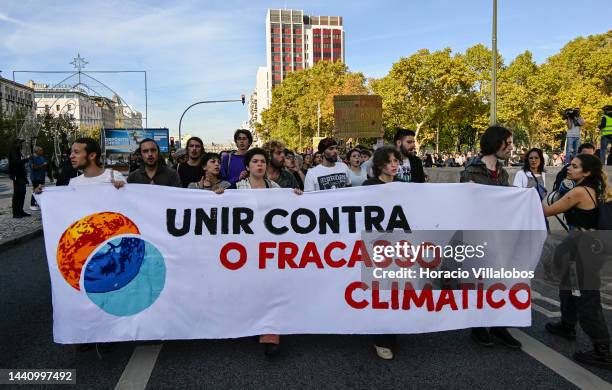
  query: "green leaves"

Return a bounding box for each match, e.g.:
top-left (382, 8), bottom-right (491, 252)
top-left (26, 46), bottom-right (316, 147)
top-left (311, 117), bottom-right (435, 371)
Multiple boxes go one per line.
top-left (259, 31), bottom-right (611, 153)
top-left (261, 61), bottom-right (367, 150)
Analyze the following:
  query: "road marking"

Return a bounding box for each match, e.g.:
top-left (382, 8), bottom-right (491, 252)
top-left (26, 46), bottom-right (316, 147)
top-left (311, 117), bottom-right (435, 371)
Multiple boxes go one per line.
top-left (115, 344), bottom-right (162, 390)
top-left (532, 303), bottom-right (561, 318)
top-left (510, 329), bottom-right (612, 390)
top-left (532, 290), bottom-right (561, 306)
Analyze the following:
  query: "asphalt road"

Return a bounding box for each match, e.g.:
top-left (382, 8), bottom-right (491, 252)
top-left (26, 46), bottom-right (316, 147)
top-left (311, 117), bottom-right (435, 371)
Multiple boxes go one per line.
top-left (2, 236), bottom-right (612, 389)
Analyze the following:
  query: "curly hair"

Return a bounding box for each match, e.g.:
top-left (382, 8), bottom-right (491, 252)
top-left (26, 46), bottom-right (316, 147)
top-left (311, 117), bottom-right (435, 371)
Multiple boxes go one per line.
top-left (262, 139), bottom-right (286, 155)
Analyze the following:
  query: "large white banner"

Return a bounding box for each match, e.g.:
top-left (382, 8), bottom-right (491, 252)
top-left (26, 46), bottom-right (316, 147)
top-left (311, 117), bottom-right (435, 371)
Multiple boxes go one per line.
top-left (38, 183), bottom-right (546, 343)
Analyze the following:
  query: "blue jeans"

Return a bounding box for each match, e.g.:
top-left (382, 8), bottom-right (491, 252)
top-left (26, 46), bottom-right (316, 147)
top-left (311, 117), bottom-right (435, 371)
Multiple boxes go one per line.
top-left (565, 136), bottom-right (580, 163)
top-left (601, 135), bottom-right (612, 165)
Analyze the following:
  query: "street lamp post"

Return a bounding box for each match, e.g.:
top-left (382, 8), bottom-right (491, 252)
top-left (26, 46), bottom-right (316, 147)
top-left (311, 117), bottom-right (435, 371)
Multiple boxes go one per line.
top-left (178, 96), bottom-right (245, 146)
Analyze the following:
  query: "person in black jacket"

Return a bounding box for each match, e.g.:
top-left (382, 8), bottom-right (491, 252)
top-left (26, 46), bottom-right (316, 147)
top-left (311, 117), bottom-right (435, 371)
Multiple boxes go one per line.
top-left (8, 139), bottom-right (30, 218)
top-left (55, 151), bottom-right (78, 186)
top-left (392, 128), bottom-right (425, 183)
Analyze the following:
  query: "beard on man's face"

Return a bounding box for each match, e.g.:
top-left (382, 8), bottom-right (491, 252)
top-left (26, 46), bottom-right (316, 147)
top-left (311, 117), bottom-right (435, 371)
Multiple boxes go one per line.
top-left (271, 157), bottom-right (284, 169)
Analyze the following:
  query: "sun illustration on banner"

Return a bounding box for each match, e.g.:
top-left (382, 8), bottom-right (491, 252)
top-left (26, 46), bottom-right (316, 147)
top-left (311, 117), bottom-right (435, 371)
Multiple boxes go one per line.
top-left (56, 212), bottom-right (166, 316)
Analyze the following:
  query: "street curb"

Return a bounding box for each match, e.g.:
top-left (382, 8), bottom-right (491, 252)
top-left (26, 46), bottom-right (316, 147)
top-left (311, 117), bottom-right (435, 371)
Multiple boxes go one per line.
top-left (0, 227), bottom-right (43, 252)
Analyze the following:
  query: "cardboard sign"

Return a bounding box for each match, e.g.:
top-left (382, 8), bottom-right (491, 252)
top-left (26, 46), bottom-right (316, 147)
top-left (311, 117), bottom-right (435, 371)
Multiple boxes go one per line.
top-left (334, 95), bottom-right (383, 138)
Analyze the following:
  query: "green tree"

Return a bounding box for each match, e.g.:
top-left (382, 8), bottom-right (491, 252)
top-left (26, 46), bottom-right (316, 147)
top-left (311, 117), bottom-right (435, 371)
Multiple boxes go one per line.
top-left (261, 61), bottom-right (367, 150)
top-left (371, 48), bottom-right (478, 151)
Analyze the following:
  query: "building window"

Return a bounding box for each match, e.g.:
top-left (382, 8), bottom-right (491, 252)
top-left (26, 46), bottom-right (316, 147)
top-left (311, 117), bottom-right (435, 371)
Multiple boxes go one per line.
top-left (56, 104), bottom-right (60, 111)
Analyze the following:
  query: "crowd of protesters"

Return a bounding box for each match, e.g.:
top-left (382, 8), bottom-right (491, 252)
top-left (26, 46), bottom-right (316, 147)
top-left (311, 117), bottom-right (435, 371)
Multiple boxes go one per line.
top-left (14, 119), bottom-right (612, 368)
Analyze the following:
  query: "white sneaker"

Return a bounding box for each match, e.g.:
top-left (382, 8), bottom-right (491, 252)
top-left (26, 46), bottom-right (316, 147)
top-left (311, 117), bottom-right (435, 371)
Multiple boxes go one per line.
top-left (374, 344), bottom-right (394, 360)
top-left (29, 206), bottom-right (39, 211)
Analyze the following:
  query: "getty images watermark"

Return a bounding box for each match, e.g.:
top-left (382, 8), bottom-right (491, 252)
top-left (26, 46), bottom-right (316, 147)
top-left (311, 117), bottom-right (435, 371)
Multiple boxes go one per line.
top-left (370, 239), bottom-right (534, 281)
top-left (360, 230), bottom-right (547, 290)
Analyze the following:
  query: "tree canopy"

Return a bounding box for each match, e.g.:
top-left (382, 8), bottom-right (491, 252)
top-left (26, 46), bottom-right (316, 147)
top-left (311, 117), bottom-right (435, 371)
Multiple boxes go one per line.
top-left (259, 30), bottom-right (611, 152)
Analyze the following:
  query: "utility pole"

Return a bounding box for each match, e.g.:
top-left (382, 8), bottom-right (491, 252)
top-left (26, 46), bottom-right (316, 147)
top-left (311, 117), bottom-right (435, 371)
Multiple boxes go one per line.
top-left (490, 0), bottom-right (498, 126)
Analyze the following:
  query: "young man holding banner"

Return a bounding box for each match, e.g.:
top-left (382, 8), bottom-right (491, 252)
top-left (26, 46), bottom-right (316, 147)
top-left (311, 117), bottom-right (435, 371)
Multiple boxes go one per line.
top-left (35, 137), bottom-right (124, 355)
top-left (460, 125), bottom-right (522, 349)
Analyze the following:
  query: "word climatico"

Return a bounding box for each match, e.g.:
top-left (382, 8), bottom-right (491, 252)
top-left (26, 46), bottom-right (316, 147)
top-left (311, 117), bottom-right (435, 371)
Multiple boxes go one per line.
top-left (372, 242), bottom-right (487, 263)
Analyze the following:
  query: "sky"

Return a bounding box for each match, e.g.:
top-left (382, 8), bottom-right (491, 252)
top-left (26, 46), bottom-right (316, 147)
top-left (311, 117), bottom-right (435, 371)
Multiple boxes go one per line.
top-left (0, 0), bottom-right (609, 143)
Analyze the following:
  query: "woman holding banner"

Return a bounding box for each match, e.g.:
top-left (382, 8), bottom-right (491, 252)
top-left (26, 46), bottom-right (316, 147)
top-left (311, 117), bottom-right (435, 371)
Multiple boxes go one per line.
top-left (362, 145), bottom-right (401, 360)
top-left (235, 147), bottom-right (302, 357)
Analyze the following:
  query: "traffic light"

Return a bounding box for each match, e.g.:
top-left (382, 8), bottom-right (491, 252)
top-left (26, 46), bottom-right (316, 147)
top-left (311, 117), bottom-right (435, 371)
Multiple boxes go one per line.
top-left (170, 137), bottom-right (175, 148)
top-left (241, 94), bottom-right (245, 105)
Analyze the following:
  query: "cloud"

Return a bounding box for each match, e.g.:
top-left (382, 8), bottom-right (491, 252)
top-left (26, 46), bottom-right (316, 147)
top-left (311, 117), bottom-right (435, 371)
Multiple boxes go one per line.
top-left (0, 11), bottom-right (29, 26)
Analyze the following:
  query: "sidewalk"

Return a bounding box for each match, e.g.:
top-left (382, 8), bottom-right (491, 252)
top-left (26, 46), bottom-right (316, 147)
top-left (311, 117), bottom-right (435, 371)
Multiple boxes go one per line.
top-left (0, 174), bottom-right (46, 250)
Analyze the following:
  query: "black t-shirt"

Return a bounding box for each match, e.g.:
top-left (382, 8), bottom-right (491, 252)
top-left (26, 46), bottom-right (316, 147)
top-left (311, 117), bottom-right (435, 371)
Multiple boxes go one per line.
top-left (293, 171), bottom-right (304, 190)
top-left (177, 163), bottom-right (204, 188)
top-left (362, 177), bottom-right (399, 186)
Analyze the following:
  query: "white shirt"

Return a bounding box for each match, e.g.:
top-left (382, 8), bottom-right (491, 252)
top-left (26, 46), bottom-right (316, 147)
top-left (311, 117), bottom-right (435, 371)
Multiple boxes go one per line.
top-left (512, 170), bottom-right (546, 188)
top-left (397, 158), bottom-right (412, 182)
top-left (347, 165), bottom-right (367, 187)
top-left (304, 162), bottom-right (351, 191)
top-left (566, 117), bottom-right (585, 137)
top-left (69, 169), bottom-right (126, 186)
top-left (235, 177), bottom-right (279, 189)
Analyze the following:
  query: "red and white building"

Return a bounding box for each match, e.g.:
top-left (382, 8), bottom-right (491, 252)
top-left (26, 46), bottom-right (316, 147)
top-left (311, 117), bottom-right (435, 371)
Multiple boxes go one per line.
top-left (250, 9), bottom-right (345, 129)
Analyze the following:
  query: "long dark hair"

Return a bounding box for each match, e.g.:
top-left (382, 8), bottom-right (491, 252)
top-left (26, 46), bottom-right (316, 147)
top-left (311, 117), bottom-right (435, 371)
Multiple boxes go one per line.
top-left (523, 148), bottom-right (545, 174)
top-left (574, 154), bottom-right (611, 201)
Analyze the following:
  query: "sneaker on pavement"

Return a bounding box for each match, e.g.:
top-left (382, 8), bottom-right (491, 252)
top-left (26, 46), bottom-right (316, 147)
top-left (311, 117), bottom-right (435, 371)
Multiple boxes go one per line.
top-left (374, 344), bottom-right (394, 360)
top-left (29, 205), bottom-right (39, 211)
top-left (490, 327), bottom-right (522, 349)
top-left (545, 321), bottom-right (576, 341)
top-left (471, 327), bottom-right (494, 347)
